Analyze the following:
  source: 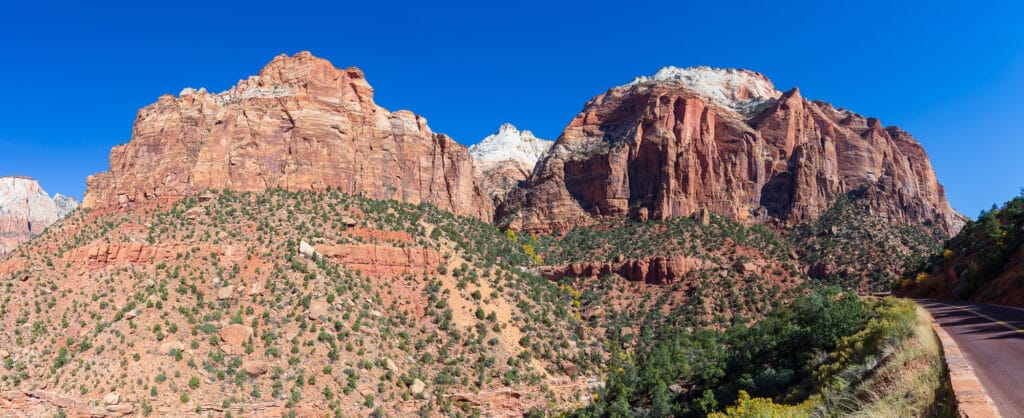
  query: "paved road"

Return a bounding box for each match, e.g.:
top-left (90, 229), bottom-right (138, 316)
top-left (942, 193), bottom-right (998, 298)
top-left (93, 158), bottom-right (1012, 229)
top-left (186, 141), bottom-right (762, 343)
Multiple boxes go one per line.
top-left (918, 299), bottom-right (1024, 418)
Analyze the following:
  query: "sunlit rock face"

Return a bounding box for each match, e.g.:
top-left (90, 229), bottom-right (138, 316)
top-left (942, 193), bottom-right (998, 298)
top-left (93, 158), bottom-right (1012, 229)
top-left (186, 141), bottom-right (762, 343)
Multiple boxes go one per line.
top-left (83, 51), bottom-right (492, 220)
top-left (0, 176), bottom-right (78, 256)
top-left (470, 123), bottom-right (554, 202)
top-left (502, 67), bottom-right (965, 236)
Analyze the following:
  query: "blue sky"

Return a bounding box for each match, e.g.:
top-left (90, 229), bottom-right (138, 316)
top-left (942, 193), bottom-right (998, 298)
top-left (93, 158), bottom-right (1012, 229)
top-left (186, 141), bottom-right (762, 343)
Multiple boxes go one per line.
top-left (1, 1), bottom-right (1021, 218)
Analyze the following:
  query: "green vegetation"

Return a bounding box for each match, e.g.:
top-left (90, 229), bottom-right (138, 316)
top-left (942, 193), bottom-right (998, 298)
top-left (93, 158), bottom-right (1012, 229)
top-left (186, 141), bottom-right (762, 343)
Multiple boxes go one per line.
top-left (0, 188), bottom-right (592, 415)
top-left (572, 290), bottom-right (951, 417)
top-left (793, 193), bottom-right (944, 291)
top-left (900, 191), bottom-right (1024, 300)
top-left (538, 213), bottom-right (792, 266)
top-left (0, 184), bottom-right (958, 416)
top-left (537, 212), bottom-right (806, 337)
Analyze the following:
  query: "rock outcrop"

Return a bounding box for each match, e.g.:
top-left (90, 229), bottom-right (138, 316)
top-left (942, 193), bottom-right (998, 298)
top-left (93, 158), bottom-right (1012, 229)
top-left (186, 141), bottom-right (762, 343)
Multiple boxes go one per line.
top-left (502, 66), bottom-right (965, 236)
top-left (0, 176), bottom-right (78, 256)
top-left (539, 256), bottom-right (710, 285)
top-left (83, 52), bottom-right (491, 220)
top-left (469, 123), bottom-right (553, 201)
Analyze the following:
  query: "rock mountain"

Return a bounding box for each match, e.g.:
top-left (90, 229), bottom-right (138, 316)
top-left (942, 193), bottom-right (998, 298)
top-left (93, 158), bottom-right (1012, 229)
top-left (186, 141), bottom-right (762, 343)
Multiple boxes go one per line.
top-left (83, 52), bottom-right (491, 220)
top-left (80, 54), bottom-right (960, 237)
top-left (0, 176), bottom-right (77, 256)
top-left (499, 66), bottom-right (965, 236)
top-left (0, 52), bottom-right (971, 416)
top-left (469, 123), bottom-right (553, 201)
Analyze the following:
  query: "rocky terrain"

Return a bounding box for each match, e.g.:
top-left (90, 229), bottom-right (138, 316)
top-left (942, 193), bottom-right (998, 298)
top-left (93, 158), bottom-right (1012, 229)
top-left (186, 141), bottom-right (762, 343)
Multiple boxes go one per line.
top-left (0, 176), bottom-right (78, 257)
top-left (499, 66), bottom-right (965, 237)
top-left (534, 212), bottom-right (807, 334)
top-left (83, 52), bottom-right (491, 220)
top-left (0, 53), bottom-right (968, 416)
top-left (0, 190), bottom-right (597, 417)
top-left (791, 192), bottom-right (946, 291)
top-left (469, 123), bottom-right (553, 202)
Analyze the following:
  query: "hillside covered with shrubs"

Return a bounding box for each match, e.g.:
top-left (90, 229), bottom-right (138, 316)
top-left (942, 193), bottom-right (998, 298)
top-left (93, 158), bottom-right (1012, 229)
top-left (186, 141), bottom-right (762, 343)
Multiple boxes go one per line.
top-left (571, 291), bottom-right (952, 417)
top-left (0, 186), bottom-right (959, 416)
top-left (898, 192), bottom-right (1024, 306)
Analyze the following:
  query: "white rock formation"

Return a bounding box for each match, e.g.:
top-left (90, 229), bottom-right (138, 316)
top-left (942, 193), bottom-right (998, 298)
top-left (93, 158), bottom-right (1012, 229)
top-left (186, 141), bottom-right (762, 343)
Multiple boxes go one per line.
top-left (0, 176), bottom-right (78, 256)
top-left (469, 123), bottom-right (554, 200)
top-left (628, 66), bottom-right (782, 115)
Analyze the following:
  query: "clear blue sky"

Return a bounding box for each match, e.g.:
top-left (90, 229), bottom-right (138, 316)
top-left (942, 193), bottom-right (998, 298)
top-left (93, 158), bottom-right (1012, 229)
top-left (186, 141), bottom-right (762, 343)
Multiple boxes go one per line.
top-left (1, 1), bottom-right (1021, 218)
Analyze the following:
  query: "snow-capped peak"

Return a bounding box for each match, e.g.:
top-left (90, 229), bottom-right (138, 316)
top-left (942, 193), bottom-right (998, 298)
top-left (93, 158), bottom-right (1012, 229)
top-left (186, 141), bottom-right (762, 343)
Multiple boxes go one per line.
top-left (469, 123), bottom-right (554, 171)
top-left (627, 66), bottom-right (782, 115)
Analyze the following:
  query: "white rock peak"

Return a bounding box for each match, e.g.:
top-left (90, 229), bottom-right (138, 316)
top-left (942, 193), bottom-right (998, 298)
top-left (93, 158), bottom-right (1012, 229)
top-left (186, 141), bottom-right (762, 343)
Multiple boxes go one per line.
top-left (0, 176), bottom-right (78, 223)
top-left (628, 66), bottom-right (782, 115)
top-left (0, 176), bottom-right (80, 256)
top-left (469, 123), bottom-right (554, 171)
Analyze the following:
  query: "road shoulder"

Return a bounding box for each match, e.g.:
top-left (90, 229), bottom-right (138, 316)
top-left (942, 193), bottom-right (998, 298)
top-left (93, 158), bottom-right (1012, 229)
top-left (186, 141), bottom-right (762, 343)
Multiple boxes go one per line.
top-left (923, 302), bottom-right (1002, 418)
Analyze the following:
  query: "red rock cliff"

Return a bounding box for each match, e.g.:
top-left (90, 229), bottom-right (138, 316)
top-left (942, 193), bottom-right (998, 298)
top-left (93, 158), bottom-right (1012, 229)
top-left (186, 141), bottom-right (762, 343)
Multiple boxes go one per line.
top-left (502, 67), bottom-right (964, 236)
top-left (83, 52), bottom-right (491, 220)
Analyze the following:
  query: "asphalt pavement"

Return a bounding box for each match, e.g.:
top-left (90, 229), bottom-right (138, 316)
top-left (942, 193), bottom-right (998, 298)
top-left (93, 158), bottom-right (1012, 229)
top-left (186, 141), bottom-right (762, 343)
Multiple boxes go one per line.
top-left (918, 299), bottom-right (1024, 418)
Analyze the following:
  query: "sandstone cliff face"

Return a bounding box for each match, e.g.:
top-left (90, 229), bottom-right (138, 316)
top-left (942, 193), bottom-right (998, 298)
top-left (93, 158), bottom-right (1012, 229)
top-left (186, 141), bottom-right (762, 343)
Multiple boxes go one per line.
top-left (0, 176), bottom-right (77, 256)
top-left (469, 123), bottom-right (553, 201)
top-left (83, 52), bottom-right (491, 220)
top-left (502, 67), bottom-right (965, 236)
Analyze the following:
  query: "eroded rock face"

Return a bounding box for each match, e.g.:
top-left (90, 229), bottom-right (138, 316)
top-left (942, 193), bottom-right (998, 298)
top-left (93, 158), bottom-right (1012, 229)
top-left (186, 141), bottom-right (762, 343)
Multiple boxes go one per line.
top-left (539, 256), bottom-right (710, 285)
top-left (0, 176), bottom-right (78, 256)
top-left (470, 123), bottom-right (554, 202)
top-left (83, 52), bottom-right (491, 220)
top-left (503, 67), bottom-right (965, 236)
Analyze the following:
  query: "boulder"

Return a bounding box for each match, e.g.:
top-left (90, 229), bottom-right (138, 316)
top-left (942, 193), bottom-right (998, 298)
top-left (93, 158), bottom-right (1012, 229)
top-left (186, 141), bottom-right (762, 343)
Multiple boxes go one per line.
top-left (242, 360), bottom-right (269, 377)
top-left (219, 324), bottom-right (253, 354)
top-left (299, 241), bottom-right (317, 258)
top-left (105, 403), bottom-right (135, 415)
top-left (103, 392), bottom-right (120, 405)
top-left (735, 262), bottom-right (758, 275)
top-left (308, 300), bottom-right (328, 319)
top-left (216, 285), bottom-right (235, 300)
top-left (411, 378), bottom-right (426, 395)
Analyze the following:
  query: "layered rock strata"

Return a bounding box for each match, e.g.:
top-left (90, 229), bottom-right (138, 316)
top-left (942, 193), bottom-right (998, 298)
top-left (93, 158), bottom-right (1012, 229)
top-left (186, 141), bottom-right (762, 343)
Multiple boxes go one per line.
top-left (83, 52), bottom-right (491, 220)
top-left (503, 66), bottom-right (965, 236)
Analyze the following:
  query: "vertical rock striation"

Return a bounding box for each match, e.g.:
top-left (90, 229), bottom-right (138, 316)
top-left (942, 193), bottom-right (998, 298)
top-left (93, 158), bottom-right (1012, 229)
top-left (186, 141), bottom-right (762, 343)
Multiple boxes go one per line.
top-left (502, 66), bottom-right (965, 236)
top-left (83, 52), bottom-right (492, 220)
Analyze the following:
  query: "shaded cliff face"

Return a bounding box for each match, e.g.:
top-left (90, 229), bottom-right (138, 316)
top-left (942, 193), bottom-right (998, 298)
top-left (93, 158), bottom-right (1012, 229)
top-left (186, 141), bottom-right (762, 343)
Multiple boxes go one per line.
top-left (503, 67), bottom-right (965, 236)
top-left (0, 176), bottom-right (78, 256)
top-left (83, 52), bottom-right (491, 220)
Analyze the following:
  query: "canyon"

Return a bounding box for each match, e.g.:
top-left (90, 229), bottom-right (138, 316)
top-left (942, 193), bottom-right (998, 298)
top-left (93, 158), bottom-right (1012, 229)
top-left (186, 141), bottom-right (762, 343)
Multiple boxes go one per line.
top-left (0, 52), bottom-right (969, 417)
